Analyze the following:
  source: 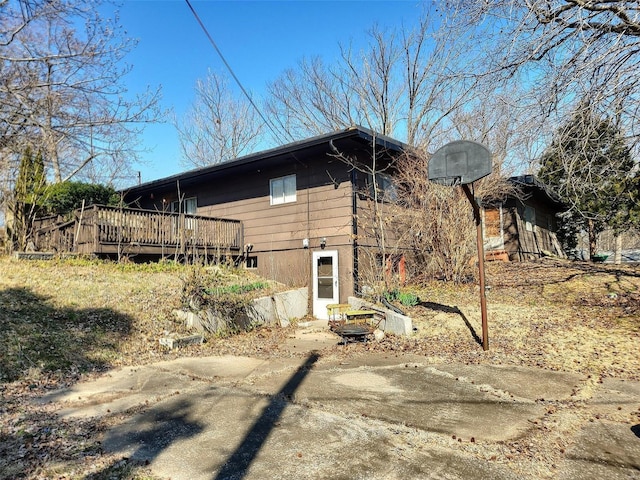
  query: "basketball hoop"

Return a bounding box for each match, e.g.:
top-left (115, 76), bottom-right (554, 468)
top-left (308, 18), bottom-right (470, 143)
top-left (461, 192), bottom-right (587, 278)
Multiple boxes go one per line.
top-left (428, 140), bottom-right (491, 185)
top-left (427, 140), bottom-right (492, 351)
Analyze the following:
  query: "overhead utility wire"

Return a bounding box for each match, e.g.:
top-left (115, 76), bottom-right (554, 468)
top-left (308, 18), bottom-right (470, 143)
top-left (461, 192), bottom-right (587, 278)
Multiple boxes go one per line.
top-left (184, 0), bottom-right (293, 144)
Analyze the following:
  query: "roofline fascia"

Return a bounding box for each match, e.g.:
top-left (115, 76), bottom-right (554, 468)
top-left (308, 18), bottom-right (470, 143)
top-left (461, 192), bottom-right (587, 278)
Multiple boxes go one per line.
top-left (122, 126), bottom-right (406, 194)
top-left (509, 174), bottom-right (565, 207)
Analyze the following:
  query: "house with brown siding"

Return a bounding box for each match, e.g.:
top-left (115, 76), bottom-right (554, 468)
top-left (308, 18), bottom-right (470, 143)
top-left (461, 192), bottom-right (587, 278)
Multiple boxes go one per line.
top-left (123, 126), bottom-right (405, 318)
top-left (30, 127), bottom-right (565, 318)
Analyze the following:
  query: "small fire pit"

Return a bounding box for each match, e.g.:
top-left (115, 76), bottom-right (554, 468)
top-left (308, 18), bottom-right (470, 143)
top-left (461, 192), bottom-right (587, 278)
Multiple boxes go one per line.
top-left (329, 321), bottom-right (373, 344)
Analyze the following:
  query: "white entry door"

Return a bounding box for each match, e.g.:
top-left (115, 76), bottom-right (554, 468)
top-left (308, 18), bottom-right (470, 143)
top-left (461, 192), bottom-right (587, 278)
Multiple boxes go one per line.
top-left (312, 250), bottom-right (339, 319)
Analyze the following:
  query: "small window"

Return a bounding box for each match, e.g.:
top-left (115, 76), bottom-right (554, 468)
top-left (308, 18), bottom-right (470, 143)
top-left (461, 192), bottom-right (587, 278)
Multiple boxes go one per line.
top-left (484, 207), bottom-right (502, 237)
top-left (368, 172), bottom-right (398, 202)
top-left (524, 205), bottom-right (536, 232)
top-left (270, 174), bottom-right (296, 205)
top-left (171, 197), bottom-right (197, 214)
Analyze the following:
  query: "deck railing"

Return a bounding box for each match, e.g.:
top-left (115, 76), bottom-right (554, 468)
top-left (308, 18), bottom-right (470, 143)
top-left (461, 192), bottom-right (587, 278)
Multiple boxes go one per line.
top-left (33, 204), bottom-right (243, 256)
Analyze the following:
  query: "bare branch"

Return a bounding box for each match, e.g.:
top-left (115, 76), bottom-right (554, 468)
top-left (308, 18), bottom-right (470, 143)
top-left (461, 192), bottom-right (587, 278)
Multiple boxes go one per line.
top-left (0, 0), bottom-right (163, 190)
top-left (175, 70), bottom-right (264, 168)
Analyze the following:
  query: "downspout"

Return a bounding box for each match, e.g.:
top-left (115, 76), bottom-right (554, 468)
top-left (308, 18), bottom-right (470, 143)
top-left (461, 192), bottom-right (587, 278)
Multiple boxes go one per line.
top-left (351, 168), bottom-right (359, 296)
top-left (306, 161), bottom-right (312, 315)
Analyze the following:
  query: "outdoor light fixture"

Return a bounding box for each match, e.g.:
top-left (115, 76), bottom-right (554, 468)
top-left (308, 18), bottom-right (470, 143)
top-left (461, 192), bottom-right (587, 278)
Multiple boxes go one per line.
top-left (320, 238), bottom-right (327, 249)
top-left (245, 243), bottom-right (253, 252)
top-left (303, 238), bottom-right (309, 249)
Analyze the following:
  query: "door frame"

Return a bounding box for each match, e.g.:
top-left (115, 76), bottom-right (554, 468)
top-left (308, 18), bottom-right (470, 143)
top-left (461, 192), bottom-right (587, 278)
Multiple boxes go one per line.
top-left (312, 250), bottom-right (339, 319)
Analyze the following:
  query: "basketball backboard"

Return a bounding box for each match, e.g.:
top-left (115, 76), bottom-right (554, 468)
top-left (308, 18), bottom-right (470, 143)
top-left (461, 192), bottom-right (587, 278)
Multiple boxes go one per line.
top-left (428, 140), bottom-right (492, 185)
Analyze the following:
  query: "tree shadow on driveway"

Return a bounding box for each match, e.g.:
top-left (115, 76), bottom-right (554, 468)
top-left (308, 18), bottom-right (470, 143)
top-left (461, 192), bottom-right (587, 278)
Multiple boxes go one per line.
top-left (213, 351), bottom-right (320, 480)
top-left (85, 397), bottom-right (205, 479)
top-left (81, 351), bottom-right (321, 480)
top-left (0, 285), bottom-right (135, 479)
top-left (0, 286), bottom-right (133, 383)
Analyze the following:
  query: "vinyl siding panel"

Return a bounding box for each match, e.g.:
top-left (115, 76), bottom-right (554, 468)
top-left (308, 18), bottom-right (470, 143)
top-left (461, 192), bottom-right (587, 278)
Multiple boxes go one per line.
top-left (198, 181), bottom-right (353, 250)
top-left (181, 160), bottom-right (356, 292)
top-left (123, 138), bottom-right (398, 298)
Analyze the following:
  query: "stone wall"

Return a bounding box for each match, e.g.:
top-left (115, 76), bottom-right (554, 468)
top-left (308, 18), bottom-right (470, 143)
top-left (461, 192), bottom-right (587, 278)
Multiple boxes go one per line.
top-left (177, 287), bottom-right (309, 333)
top-left (348, 296), bottom-right (413, 336)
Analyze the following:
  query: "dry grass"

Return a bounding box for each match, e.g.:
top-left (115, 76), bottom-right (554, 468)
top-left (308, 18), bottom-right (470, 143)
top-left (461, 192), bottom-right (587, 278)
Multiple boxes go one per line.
top-left (0, 257), bottom-right (293, 383)
top-left (0, 256), bottom-right (291, 480)
top-left (351, 259), bottom-right (640, 381)
top-left (1, 256), bottom-right (639, 479)
top-left (0, 257), bottom-right (182, 382)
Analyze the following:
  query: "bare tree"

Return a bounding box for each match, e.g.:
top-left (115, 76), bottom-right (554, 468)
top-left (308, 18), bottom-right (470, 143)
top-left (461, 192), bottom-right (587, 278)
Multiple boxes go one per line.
top-left (175, 71), bottom-right (264, 168)
top-left (265, 5), bottom-right (541, 181)
top-left (329, 135), bottom-right (401, 293)
top-left (445, 1), bottom-right (640, 144)
top-left (266, 8), bottom-right (486, 151)
top-left (391, 149), bottom-right (514, 283)
top-left (0, 1), bottom-right (57, 162)
top-left (441, 0), bottom-right (640, 260)
top-left (0, 0), bottom-right (162, 188)
top-left (265, 56), bottom-right (357, 141)
top-left (446, 88), bottom-right (539, 177)
top-left (266, 5), bottom-right (527, 287)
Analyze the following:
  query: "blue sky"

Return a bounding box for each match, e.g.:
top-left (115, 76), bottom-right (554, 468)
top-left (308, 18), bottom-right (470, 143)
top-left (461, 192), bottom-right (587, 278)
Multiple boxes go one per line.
top-left (109, 0), bottom-right (427, 185)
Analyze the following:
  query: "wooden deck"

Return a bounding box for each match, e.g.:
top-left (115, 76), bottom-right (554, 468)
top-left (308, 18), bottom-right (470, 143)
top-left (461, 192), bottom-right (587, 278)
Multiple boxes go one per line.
top-left (33, 205), bottom-right (243, 259)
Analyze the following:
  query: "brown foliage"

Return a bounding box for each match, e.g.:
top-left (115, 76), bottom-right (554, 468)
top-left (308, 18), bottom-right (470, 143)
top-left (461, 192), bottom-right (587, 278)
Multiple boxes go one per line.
top-left (392, 151), bottom-right (515, 282)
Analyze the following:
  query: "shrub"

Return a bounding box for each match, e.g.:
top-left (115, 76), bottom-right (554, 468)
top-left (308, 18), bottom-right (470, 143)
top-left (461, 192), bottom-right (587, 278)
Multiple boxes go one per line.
top-left (180, 267), bottom-right (273, 336)
top-left (398, 291), bottom-right (419, 307)
top-left (384, 288), bottom-right (419, 307)
top-left (41, 181), bottom-right (119, 216)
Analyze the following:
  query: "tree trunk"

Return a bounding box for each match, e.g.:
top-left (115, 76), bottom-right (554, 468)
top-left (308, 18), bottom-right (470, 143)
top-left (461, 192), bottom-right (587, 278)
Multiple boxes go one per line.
top-left (588, 219), bottom-right (597, 262)
top-left (614, 234), bottom-right (622, 264)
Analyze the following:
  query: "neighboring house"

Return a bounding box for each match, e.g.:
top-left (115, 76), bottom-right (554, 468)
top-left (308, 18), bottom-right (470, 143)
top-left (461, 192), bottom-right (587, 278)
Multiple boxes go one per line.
top-left (483, 175), bottom-right (566, 261)
top-left (123, 126), bottom-right (405, 318)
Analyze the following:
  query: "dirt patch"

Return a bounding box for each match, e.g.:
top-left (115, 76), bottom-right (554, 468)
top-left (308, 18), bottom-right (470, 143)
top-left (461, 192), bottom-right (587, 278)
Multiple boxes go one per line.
top-left (332, 371), bottom-right (403, 392)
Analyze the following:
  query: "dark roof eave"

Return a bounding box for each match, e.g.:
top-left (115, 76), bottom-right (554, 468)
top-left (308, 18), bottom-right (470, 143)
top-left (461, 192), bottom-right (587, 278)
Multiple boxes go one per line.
top-left (509, 174), bottom-right (565, 207)
top-left (123, 126), bottom-right (406, 194)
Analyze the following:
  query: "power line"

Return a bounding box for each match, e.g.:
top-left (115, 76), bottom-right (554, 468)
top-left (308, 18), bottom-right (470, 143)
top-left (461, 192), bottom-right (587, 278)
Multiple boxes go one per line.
top-left (184, 0), bottom-right (291, 144)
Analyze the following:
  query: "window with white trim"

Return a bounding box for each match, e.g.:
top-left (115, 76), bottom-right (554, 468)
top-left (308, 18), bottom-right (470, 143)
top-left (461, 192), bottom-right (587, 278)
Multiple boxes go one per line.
top-left (270, 174), bottom-right (296, 205)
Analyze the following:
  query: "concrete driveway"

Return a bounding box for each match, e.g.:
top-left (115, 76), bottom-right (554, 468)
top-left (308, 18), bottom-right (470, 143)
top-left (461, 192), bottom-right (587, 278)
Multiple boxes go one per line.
top-left (38, 330), bottom-right (640, 480)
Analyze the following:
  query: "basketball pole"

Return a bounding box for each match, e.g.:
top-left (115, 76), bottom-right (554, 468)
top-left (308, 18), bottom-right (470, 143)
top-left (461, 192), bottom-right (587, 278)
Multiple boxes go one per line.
top-left (428, 140), bottom-right (492, 352)
top-left (461, 183), bottom-right (489, 351)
